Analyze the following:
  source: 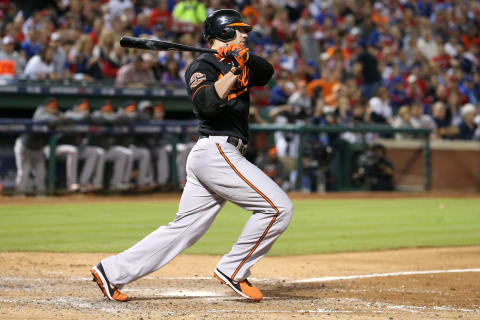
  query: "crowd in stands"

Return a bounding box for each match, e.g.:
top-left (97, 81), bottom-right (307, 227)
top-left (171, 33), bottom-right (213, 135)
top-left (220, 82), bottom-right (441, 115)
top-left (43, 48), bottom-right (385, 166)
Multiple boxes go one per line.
top-left (0, 0), bottom-right (479, 138)
top-left (1, 0), bottom-right (480, 194)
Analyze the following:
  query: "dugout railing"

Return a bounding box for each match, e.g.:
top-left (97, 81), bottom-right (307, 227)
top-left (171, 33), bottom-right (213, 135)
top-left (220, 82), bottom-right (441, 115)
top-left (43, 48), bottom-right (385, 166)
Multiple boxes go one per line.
top-left (0, 119), bottom-right (436, 194)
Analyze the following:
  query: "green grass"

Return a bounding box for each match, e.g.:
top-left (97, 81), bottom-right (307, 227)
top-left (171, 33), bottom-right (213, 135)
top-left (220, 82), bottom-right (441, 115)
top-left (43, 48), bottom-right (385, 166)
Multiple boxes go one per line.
top-left (0, 198), bottom-right (479, 255)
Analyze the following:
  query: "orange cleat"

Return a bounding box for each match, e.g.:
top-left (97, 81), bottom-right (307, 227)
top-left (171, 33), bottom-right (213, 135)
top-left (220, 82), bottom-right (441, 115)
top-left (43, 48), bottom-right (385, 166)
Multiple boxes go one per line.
top-left (91, 263), bottom-right (128, 302)
top-left (214, 268), bottom-right (263, 301)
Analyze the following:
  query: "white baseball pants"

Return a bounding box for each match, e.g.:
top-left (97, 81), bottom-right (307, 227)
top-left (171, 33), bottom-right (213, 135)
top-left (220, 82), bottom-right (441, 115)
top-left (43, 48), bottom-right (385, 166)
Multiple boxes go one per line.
top-left (102, 135), bottom-right (293, 285)
top-left (130, 146), bottom-right (153, 187)
top-left (155, 145), bottom-right (171, 185)
top-left (14, 138), bottom-right (46, 193)
top-left (105, 146), bottom-right (133, 189)
top-left (44, 144), bottom-right (79, 188)
top-left (79, 146), bottom-right (105, 189)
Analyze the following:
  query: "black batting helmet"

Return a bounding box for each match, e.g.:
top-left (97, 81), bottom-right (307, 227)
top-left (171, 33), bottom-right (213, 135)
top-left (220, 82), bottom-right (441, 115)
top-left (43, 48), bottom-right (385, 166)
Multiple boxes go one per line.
top-left (203, 9), bottom-right (252, 42)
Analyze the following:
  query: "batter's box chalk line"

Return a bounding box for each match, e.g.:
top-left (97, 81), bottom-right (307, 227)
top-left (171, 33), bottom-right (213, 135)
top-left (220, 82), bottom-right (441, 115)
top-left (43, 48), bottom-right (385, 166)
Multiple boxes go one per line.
top-left (72, 267), bottom-right (480, 284)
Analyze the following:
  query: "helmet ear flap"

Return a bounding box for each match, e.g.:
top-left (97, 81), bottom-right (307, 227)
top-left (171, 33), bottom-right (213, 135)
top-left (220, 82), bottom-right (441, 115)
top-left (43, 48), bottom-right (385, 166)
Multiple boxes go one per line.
top-left (219, 27), bottom-right (236, 42)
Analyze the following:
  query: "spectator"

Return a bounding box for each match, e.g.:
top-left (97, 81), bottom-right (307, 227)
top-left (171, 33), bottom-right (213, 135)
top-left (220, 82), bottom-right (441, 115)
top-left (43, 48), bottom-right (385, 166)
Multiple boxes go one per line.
top-left (286, 79), bottom-right (311, 119)
top-left (22, 10), bottom-right (43, 34)
top-left (107, 0), bottom-right (134, 20)
top-left (93, 29), bottom-right (115, 62)
top-left (151, 22), bottom-right (172, 43)
top-left (409, 103), bottom-right (435, 131)
top-left (103, 42), bottom-right (128, 78)
top-left (368, 86), bottom-right (393, 125)
top-left (269, 103), bottom-right (298, 158)
top-left (149, 0), bottom-right (172, 29)
top-left (88, 17), bottom-right (104, 47)
top-left (269, 76), bottom-right (295, 106)
top-left (392, 105), bottom-right (413, 140)
top-left (458, 76), bottom-right (479, 105)
top-left (161, 58), bottom-right (183, 88)
top-left (21, 29), bottom-right (44, 60)
top-left (389, 77), bottom-right (409, 111)
top-left (172, 0), bottom-right (207, 26)
top-left (432, 101), bottom-right (459, 139)
top-left (133, 12), bottom-right (152, 38)
top-left (405, 73), bottom-right (425, 105)
top-left (456, 103), bottom-right (479, 140)
top-left (307, 69), bottom-right (342, 108)
top-left (0, 35), bottom-right (26, 78)
top-left (49, 32), bottom-right (70, 80)
top-left (356, 44), bottom-right (382, 99)
top-left (115, 54), bottom-right (155, 87)
top-left (278, 40), bottom-right (297, 74)
top-left (69, 34), bottom-right (103, 81)
top-left (417, 29), bottom-right (439, 60)
top-left (23, 46), bottom-right (55, 80)
top-left (11, 15), bottom-right (25, 44)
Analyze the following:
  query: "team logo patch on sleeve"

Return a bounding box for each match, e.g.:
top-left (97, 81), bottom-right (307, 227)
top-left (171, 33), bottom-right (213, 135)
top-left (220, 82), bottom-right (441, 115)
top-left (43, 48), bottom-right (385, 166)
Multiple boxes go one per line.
top-left (189, 72), bottom-right (206, 88)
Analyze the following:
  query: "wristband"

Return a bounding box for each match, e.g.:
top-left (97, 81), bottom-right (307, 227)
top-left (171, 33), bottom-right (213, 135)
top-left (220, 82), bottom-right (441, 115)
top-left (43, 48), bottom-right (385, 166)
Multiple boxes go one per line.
top-left (230, 67), bottom-right (242, 75)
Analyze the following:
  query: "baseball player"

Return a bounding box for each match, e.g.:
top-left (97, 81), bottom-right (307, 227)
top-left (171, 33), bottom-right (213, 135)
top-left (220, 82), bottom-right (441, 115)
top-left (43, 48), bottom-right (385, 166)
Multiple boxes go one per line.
top-left (14, 97), bottom-right (61, 196)
top-left (151, 102), bottom-right (171, 188)
top-left (91, 9), bottom-right (293, 302)
top-left (137, 100), bottom-right (170, 189)
top-left (89, 101), bottom-right (133, 191)
top-left (118, 101), bottom-right (155, 191)
top-left (63, 99), bottom-right (105, 192)
top-left (43, 99), bottom-right (94, 192)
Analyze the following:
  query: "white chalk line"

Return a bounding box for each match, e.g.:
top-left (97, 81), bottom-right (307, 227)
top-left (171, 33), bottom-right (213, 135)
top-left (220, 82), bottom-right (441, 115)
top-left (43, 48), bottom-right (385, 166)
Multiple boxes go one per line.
top-left (69, 267), bottom-right (480, 283)
top-left (291, 268), bottom-right (480, 283)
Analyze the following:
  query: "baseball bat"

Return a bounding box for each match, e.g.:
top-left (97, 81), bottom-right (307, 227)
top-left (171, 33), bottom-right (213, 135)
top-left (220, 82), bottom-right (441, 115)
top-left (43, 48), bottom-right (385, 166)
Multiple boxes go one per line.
top-left (119, 36), bottom-right (216, 54)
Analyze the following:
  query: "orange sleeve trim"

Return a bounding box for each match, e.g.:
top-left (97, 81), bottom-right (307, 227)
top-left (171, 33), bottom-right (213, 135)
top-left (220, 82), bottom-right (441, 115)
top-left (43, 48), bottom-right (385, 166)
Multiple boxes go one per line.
top-left (227, 88), bottom-right (248, 101)
top-left (192, 84), bottom-right (210, 100)
top-left (216, 143), bottom-right (279, 280)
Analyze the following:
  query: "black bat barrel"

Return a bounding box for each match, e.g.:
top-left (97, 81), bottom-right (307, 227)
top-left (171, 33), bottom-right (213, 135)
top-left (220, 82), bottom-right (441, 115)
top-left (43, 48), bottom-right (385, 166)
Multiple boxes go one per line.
top-left (120, 36), bottom-right (216, 54)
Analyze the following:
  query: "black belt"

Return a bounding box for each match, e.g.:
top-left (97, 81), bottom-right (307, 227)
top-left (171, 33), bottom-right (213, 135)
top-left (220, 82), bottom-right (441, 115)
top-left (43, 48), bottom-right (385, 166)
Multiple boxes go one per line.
top-left (199, 135), bottom-right (247, 156)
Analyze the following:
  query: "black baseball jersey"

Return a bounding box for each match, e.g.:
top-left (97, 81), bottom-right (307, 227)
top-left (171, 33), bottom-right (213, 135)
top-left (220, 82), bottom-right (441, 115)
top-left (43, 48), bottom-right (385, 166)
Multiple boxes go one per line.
top-left (184, 53), bottom-right (273, 143)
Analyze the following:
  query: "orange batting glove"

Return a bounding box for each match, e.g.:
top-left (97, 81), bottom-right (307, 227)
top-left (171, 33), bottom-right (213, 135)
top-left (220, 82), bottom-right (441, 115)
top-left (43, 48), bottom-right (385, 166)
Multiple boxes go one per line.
top-left (227, 46), bottom-right (249, 71)
top-left (216, 44), bottom-right (241, 60)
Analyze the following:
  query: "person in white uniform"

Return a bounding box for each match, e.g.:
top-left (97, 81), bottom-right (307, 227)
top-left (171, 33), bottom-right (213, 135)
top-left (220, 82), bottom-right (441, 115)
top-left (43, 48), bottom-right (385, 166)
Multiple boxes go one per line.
top-left (63, 99), bottom-right (105, 192)
top-left (14, 97), bottom-right (60, 196)
top-left (91, 9), bottom-right (293, 302)
top-left (88, 101), bottom-right (133, 191)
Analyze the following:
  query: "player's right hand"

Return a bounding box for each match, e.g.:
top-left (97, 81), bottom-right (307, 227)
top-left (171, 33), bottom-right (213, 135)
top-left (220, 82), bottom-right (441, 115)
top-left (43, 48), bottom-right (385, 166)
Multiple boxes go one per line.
top-left (216, 44), bottom-right (241, 60)
top-left (216, 44), bottom-right (249, 68)
top-left (227, 47), bottom-right (249, 71)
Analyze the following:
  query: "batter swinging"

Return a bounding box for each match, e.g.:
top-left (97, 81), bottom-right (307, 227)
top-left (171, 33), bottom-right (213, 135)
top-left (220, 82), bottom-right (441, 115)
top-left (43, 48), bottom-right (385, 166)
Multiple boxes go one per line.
top-left (91, 9), bottom-right (293, 302)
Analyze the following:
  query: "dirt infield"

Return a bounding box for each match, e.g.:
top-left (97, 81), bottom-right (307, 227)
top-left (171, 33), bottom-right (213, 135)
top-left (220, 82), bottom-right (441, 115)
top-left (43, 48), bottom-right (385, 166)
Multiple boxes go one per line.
top-left (1, 192), bottom-right (479, 319)
top-left (0, 247), bottom-right (479, 319)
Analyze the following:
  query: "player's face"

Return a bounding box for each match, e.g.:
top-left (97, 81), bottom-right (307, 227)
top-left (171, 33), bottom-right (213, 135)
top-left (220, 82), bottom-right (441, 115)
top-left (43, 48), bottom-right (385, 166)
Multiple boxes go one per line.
top-left (227, 28), bottom-right (248, 46)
